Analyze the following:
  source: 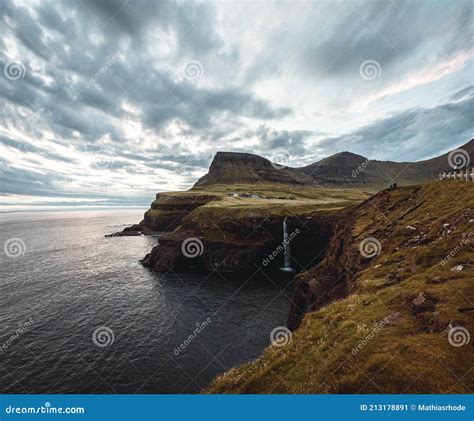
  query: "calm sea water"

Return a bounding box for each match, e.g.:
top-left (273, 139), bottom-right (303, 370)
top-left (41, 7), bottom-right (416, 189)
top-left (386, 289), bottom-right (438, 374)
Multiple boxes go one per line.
top-left (0, 210), bottom-right (292, 393)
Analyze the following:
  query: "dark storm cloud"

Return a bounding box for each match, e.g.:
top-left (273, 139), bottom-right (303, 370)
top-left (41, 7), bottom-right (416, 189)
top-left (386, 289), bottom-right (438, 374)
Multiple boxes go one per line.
top-left (0, 135), bottom-right (77, 164)
top-left (246, 125), bottom-right (315, 157)
top-left (248, 0), bottom-right (471, 87)
top-left (319, 95), bottom-right (474, 161)
top-left (0, 165), bottom-right (67, 197)
top-left (450, 85), bottom-right (474, 102)
top-left (0, 0), bottom-right (287, 145)
top-left (141, 81), bottom-right (291, 131)
top-left (303, 0), bottom-right (469, 79)
top-left (80, 0), bottom-right (222, 55)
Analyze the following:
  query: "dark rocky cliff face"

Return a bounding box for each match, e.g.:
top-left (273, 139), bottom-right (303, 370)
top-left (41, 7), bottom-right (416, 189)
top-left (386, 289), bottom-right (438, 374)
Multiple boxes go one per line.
top-left (107, 193), bottom-right (222, 236)
top-left (287, 192), bottom-right (390, 329)
top-left (142, 210), bottom-right (336, 274)
top-left (142, 193), bottom-right (221, 231)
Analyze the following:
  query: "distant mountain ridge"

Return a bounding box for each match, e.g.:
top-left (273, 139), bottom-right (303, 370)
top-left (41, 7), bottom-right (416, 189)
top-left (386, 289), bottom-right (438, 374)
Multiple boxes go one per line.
top-left (194, 139), bottom-right (474, 188)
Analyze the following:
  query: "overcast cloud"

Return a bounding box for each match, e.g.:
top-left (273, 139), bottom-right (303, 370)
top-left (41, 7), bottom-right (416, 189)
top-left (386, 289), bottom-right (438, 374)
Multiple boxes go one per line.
top-left (0, 0), bottom-right (472, 209)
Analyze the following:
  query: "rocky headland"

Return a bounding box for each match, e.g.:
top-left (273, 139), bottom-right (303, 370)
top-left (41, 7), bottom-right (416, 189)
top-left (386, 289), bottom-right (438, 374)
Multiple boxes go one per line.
top-left (107, 140), bottom-right (474, 393)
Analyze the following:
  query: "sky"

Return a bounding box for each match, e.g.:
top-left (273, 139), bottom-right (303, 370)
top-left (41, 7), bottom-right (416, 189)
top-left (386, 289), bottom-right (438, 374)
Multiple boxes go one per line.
top-left (0, 0), bottom-right (472, 210)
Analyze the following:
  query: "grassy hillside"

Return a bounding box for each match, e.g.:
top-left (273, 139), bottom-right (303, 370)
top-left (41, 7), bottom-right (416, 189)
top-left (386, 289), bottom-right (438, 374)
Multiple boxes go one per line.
top-left (144, 183), bottom-right (372, 225)
top-left (189, 183), bottom-right (372, 218)
top-left (207, 180), bottom-right (474, 393)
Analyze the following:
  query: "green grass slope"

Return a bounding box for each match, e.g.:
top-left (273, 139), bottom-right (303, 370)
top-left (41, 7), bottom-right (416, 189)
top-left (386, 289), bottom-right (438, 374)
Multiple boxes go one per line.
top-left (207, 180), bottom-right (474, 393)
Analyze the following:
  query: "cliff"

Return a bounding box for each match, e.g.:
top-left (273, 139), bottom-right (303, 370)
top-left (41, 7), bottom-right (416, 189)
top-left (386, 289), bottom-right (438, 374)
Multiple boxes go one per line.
top-left (106, 192), bottom-right (222, 236)
top-left (142, 209), bottom-right (336, 274)
top-left (141, 185), bottom-right (367, 273)
top-left (142, 192), bottom-right (222, 232)
top-left (207, 180), bottom-right (474, 393)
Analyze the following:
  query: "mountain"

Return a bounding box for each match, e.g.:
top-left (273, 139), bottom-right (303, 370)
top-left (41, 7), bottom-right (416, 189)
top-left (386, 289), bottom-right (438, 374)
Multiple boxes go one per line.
top-left (193, 152), bottom-right (308, 186)
top-left (194, 139), bottom-right (474, 188)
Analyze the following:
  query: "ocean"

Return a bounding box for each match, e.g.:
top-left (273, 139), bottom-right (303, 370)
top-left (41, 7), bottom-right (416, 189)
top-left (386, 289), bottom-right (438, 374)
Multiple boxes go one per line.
top-left (0, 210), bottom-right (292, 393)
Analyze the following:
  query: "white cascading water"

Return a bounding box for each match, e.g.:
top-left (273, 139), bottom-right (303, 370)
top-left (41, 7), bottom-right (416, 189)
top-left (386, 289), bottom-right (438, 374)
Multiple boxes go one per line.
top-left (280, 217), bottom-right (295, 272)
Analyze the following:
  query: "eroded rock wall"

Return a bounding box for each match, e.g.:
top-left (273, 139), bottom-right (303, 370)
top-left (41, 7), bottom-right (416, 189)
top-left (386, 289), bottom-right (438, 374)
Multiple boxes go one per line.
top-left (142, 211), bottom-right (336, 274)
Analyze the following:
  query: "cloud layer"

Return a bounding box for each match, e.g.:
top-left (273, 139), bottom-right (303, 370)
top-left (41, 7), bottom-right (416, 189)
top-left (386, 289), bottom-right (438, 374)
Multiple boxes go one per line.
top-left (0, 0), bottom-right (472, 208)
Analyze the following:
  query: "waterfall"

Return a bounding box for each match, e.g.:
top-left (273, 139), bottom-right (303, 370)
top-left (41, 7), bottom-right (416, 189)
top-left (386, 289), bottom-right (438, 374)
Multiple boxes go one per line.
top-left (280, 217), bottom-right (295, 272)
